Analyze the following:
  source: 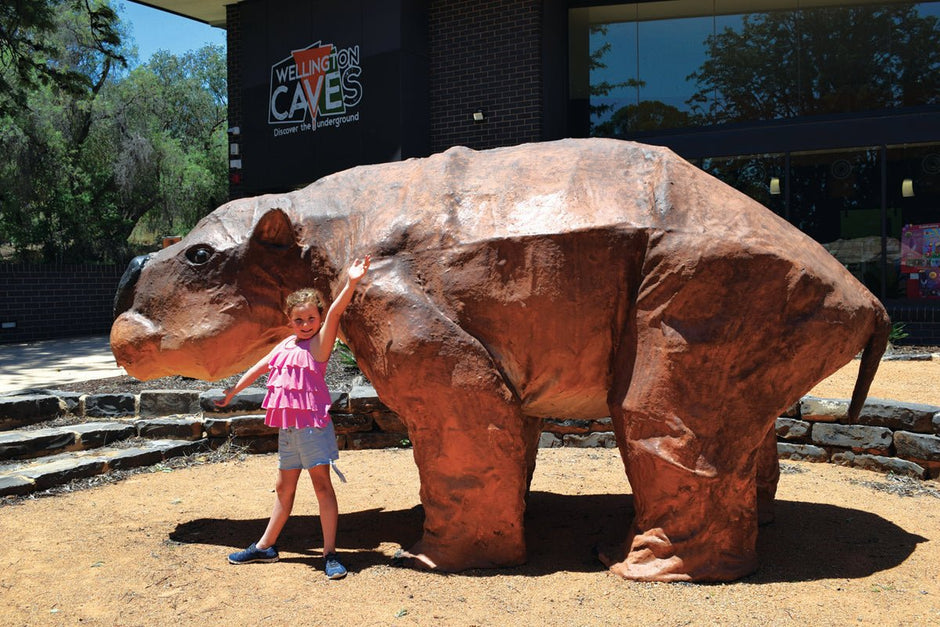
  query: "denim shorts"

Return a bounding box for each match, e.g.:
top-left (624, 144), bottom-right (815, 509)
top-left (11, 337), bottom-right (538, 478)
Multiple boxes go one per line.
top-left (278, 422), bottom-right (339, 470)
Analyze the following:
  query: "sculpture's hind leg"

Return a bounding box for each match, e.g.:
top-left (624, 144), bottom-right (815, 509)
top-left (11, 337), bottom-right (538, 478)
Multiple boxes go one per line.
top-left (600, 251), bottom-right (878, 581)
top-left (756, 424), bottom-right (780, 525)
top-left (599, 254), bottom-right (804, 582)
top-left (602, 335), bottom-right (769, 581)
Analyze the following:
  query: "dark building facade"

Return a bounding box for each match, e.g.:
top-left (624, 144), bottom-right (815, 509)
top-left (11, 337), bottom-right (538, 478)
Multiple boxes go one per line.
top-left (205, 0), bottom-right (938, 332)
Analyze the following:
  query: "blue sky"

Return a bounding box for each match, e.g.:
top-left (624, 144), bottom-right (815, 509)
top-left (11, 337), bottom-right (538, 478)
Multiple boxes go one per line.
top-left (118, 2), bottom-right (226, 65)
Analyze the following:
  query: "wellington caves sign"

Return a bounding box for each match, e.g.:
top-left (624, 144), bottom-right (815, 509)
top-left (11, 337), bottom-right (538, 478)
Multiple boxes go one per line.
top-left (268, 41), bottom-right (362, 138)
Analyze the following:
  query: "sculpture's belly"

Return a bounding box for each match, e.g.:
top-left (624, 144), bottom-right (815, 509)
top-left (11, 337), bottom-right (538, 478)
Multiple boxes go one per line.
top-left (516, 368), bottom-right (612, 419)
top-left (418, 230), bottom-right (642, 420)
top-left (469, 317), bottom-right (616, 419)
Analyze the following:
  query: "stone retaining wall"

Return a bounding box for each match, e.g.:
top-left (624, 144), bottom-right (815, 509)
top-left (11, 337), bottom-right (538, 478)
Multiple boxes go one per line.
top-left (2, 385), bottom-right (938, 479)
top-left (774, 396), bottom-right (940, 479)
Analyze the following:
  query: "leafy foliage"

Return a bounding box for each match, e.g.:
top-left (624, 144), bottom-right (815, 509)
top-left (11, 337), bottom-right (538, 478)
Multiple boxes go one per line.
top-left (0, 1), bottom-right (226, 263)
top-left (889, 322), bottom-right (910, 344)
top-left (333, 339), bottom-right (359, 368)
top-left (0, 0), bottom-right (124, 118)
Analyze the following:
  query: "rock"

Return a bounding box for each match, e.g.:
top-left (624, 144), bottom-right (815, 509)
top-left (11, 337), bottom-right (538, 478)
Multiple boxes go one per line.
top-left (894, 431), bottom-right (940, 462)
top-left (799, 397), bottom-right (847, 423)
top-left (811, 423), bottom-right (892, 453)
top-left (135, 418), bottom-right (204, 441)
top-left (139, 390), bottom-right (201, 417)
top-left (200, 388), bottom-right (265, 414)
top-left (15, 389), bottom-right (82, 414)
top-left (853, 398), bottom-right (940, 433)
top-left (82, 393), bottom-right (136, 418)
top-left (775, 417), bottom-right (810, 440)
top-left (831, 451), bottom-right (927, 479)
top-left (346, 385), bottom-right (382, 413)
top-left (228, 435), bottom-right (278, 454)
top-left (204, 415), bottom-right (275, 438)
top-left (777, 442), bottom-right (828, 462)
top-left (345, 431), bottom-right (409, 450)
top-left (0, 428), bottom-right (76, 461)
top-left (543, 417), bottom-right (612, 435)
top-left (0, 393), bottom-right (63, 429)
top-left (372, 411), bottom-right (407, 432)
top-left (71, 422), bottom-right (136, 448)
top-left (331, 413), bottom-right (374, 433)
top-left (562, 432), bottom-right (617, 448)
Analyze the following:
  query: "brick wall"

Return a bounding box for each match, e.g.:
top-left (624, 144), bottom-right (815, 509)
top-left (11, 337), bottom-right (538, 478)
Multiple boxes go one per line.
top-left (428, 0), bottom-right (542, 154)
top-left (225, 2), bottom-right (244, 200)
top-left (0, 265), bottom-right (124, 344)
top-left (886, 300), bottom-right (940, 345)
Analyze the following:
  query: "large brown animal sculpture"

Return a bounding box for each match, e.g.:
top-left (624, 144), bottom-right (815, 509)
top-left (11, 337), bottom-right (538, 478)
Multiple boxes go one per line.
top-left (111, 138), bottom-right (890, 582)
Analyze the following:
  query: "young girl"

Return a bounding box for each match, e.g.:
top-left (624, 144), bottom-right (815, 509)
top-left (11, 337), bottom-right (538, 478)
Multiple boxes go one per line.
top-left (215, 256), bottom-right (370, 579)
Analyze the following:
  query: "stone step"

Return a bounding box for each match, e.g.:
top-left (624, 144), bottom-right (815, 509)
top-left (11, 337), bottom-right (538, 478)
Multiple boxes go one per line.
top-left (0, 418), bottom-right (206, 464)
top-left (0, 438), bottom-right (208, 498)
top-left (0, 422), bottom-right (136, 462)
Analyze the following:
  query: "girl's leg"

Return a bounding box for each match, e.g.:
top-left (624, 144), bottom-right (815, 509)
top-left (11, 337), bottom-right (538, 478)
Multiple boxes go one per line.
top-left (257, 468), bottom-right (302, 549)
top-left (309, 465), bottom-right (338, 554)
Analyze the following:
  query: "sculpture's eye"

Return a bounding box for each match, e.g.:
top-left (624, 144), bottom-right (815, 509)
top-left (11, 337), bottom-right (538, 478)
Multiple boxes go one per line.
top-left (185, 245), bottom-right (214, 265)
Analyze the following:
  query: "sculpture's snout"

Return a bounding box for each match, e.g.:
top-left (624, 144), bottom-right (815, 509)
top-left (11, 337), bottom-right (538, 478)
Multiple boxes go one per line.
top-left (110, 310), bottom-right (167, 380)
top-left (113, 253), bottom-right (153, 318)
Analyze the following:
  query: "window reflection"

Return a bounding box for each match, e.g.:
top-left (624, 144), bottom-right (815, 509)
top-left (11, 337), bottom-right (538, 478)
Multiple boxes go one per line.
top-left (571, 1), bottom-right (940, 134)
top-left (891, 145), bottom-right (940, 299)
top-left (637, 13), bottom-right (711, 118)
top-left (700, 153), bottom-right (786, 217)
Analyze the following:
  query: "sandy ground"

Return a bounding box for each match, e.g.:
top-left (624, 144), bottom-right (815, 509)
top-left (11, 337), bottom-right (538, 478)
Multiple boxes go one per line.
top-left (809, 356), bottom-right (940, 406)
top-left (1, 359), bottom-right (938, 626)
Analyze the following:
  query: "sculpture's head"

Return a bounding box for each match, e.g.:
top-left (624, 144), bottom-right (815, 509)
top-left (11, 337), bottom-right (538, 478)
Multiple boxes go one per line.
top-left (110, 204), bottom-right (326, 381)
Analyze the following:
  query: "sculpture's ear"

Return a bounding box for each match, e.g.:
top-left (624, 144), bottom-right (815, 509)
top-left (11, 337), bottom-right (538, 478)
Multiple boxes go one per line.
top-left (251, 208), bottom-right (295, 249)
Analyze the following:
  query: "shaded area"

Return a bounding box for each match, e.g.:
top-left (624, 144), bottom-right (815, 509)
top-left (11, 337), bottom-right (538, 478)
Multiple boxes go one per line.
top-left (170, 505), bottom-right (424, 571)
top-left (170, 491), bottom-right (925, 581)
top-left (751, 499), bottom-right (927, 584)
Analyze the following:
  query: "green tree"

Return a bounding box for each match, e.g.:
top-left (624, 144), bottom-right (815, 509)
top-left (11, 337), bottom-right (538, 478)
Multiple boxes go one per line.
top-left (0, 3), bottom-right (227, 263)
top-left (102, 45), bottom-right (228, 241)
top-left (0, 0), bottom-right (124, 117)
top-left (0, 0), bottom-right (129, 261)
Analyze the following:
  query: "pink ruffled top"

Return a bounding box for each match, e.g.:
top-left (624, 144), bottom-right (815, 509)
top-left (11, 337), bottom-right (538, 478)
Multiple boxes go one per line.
top-left (262, 336), bottom-right (333, 429)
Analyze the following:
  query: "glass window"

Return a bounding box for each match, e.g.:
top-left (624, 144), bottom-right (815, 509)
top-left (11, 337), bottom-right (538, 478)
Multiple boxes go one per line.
top-left (789, 147), bottom-right (891, 295)
top-left (587, 21), bottom-right (640, 134)
top-left (570, 1), bottom-right (940, 134)
top-left (700, 153), bottom-right (787, 217)
top-left (890, 143), bottom-right (940, 299)
top-left (707, 4), bottom-right (800, 123)
top-left (635, 6), bottom-right (711, 130)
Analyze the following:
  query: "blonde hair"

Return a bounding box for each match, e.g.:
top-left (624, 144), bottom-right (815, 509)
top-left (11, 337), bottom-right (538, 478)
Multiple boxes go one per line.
top-left (284, 288), bottom-right (323, 316)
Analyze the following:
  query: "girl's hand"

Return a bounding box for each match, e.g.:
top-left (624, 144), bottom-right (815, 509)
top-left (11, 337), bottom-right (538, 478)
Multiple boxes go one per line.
top-left (214, 387), bottom-right (235, 408)
top-left (348, 255), bottom-right (371, 282)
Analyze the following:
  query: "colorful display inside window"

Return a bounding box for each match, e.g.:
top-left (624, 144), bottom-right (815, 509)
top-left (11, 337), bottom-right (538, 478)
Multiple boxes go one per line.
top-left (901, 223), bottom-right (940, 299)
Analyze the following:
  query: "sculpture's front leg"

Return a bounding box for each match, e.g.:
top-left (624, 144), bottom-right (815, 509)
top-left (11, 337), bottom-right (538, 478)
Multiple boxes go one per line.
top-left (347, 268), bottom-right (539, 571)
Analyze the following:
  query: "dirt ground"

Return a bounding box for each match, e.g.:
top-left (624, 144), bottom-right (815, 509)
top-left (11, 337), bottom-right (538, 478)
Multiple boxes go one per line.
top-left (1, 358), bottom-right (939, 626)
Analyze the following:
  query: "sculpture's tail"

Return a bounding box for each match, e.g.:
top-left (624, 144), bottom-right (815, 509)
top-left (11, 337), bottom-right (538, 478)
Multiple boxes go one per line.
top-left (848, 309), bottom-right (892, 421)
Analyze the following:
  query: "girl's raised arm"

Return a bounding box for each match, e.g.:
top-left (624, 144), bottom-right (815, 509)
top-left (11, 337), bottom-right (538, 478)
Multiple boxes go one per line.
top-left (313, 255), bottom-right (370, 362)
